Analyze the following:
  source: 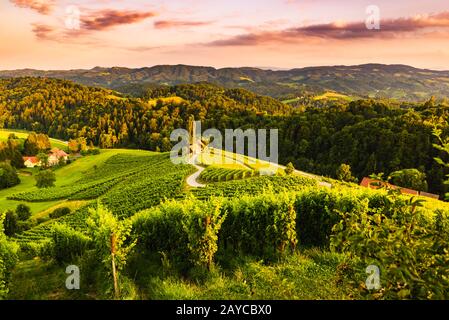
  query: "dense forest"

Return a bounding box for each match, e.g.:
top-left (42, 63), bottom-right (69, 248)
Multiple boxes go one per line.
top-left (0, 77), bottom-right (448, 196)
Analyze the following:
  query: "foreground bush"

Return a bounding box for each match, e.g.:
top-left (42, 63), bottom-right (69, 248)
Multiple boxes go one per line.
top-left (133, 198), bottom-right (226, 269)
top-left (220, 193), bottom-right (297, 258)
top-left (294, 188), bottom-right (368, 247)
top-left (86, 204), bottom-right (135, 299)
top-left (51, 223), bottom-right (92, 264)
top-left (0, 212), bottom-right (19, 298)
top-left (133, 193), bottom-right (298, 264)
top-left (331, 192), bottom-right (449, 299)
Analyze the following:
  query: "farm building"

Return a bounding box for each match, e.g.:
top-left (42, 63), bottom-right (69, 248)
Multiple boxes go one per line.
top-left (23, 156), bottom-right (41, 168)
top-left (48, 148), bottom-right (69, 166)
top-left (23, 148), bottom-right (69, 168)
top-left (360, 177), bottom-right (439, 200)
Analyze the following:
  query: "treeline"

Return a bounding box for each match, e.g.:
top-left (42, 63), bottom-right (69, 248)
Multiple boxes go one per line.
top-left (0, 78), bottom-right (290, 151)
top-left (1, 77), bottom-right (448, 195)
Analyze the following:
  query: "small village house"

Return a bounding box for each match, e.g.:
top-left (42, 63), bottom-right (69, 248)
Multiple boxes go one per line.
top-left (48, 148), bottom-right (69, 166)
top-left (23, 156), bottom-right (41, 168)
top-left (23, 148), bottom-right (69, 168)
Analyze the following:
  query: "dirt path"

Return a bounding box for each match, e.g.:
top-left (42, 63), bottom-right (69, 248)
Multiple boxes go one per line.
top-left (185, 144), bottom-right (331, 189)
top-left (186, 153), bottom-right (206, 188)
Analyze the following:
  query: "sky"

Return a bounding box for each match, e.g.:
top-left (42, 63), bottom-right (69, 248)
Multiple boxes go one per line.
top-left (0, 0), bottom-right (449, 70)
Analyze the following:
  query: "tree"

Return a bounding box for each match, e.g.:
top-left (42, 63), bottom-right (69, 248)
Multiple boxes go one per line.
top-left (16, 204), bottom-right (31, 221)
top-left (68, 139), bottom-right (79, 154)
top-left (35, 170), bottom-right (56, 188)
top-left (336, 163), bottom-right (358, 182)
top-left (0, 162), bottom-right (20, 190)
top-left (37, 152), bottom-right (49, 168)
top-left (7, 133), bottom-right (18, 140)
top-left (3, 210), bottom-right (18, 236)
top-left (433, 128), bottom-right (449, 199)
top-left (68, 137), bottom-right (88, 154)
top-left (0, 140), bottom-right (24, 168)
top-left (24, 133), bottom-right (50, 156)
top-left (389, 168), bottom-right (428, 192)
top-left (285, 162), bottom-right (295, 175)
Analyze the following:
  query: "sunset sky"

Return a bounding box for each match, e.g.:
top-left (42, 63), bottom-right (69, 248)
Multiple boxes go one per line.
top-left (1, 0), bottom-right (449, 70)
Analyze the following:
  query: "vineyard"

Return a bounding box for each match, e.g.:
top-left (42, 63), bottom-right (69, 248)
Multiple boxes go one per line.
top-left (189, 175), bottom-right (317, 199)
top-left (13, 204), bottom-right (92, 252)
top-left (199, 165), bottom-right (255, 182)
top-left (2, 142), bottom-right (449, 300)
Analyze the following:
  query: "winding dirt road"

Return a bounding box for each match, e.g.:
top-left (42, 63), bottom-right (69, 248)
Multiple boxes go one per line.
top-left (186, 153), bottom-right (206, 188)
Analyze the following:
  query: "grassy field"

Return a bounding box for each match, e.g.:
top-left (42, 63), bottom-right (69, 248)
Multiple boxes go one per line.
top-left (0, 144), bottom-right (155, 215)
top-left (313, 92), bottom-right (355, 101)
top-left (8, 248), bottom-right (361, 300)
top-left (148, 96), bottom-right (185, 107)
top-left (0, 129), bottom-right (68, 151)
top-left (282, 92), bottom-right (356, 104)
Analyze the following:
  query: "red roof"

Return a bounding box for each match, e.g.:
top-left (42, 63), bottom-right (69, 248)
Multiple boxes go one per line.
top-left (360, 177), bottom-right (439, 199)
top-left (23, 156), bottom-right (40, 164)
top-left (50, 148), bottom-right (68, 158)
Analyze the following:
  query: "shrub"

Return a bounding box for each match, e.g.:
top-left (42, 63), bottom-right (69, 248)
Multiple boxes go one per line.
top-left (0, 162), bottom-right (20, 190)
top-left (133, 198), bottom-right (227, 269)
top-left (285, 162), bottom-right (295, 175)
top-left (35, 169), bottom-right (56, 188)
top-left (3, 210), bottom-right (19, 237)
top-left (0, 211), bottom-right (19, 298)
top-left (182, 199), bottom-right (226, 270)
top-left (331, 195), bottom-right (449, 299)
top-left (389, 168), bottom-right (428, 192)
top-left (16, 204), bottom-right (31, 221)
top-left (336, 164), bottom-right (357, 183)
top-left (52, 223), bottom-right (92, 264)
top-left (294, 189), bottom-right (361, 247)
top-left (19, 239), bottom-right (53, 259)
top-left (17, 220), bottom-right (34, 233)
top-left (132, 202), bottom-right (191, 260)
top-left (49, 207), bottom-right (71, 219)
top-left (86, 204), bottom-right (135, 299)
top-left (220, 192), bottom-right (297, 258)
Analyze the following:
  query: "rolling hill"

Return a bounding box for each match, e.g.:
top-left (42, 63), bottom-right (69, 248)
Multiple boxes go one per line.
top-left (1, 64), bottom-right (449, 101)
top-left (2, 128), bottom-right (449, 300)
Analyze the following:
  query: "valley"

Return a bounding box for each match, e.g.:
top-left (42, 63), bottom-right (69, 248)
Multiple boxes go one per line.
top-left (0, 72), bottom-right (449, 301)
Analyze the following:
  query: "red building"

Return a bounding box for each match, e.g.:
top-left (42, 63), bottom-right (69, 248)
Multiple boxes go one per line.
top-left (360, 177), bottom-right (439, 200)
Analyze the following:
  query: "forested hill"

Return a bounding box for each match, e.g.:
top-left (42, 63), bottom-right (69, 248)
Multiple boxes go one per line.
top-left (0, 77), bottom-right (448, 196)
top-left (0, 77), bottom-right (290, 149)
top-left (1, 64), bottom-right (449, 101)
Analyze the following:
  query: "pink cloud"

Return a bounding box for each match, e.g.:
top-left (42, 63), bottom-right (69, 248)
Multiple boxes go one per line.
top-left (208, 11), bottom-right (449, 46)
top-left (154, 20), bottom-right (213, 29)
top-left (32, 23), bottom-right (54, 40)
top-left (10, 0), bottom-right (55, 15)
top-left (81, 9), bottom-right (156, 31)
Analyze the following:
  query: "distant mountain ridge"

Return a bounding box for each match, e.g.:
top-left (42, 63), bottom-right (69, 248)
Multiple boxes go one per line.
top-left (1, 63), bottom-right (449, 101)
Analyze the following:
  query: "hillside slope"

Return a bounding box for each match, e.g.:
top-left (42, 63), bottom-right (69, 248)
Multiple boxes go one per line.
top-left (1, 64), bottom-right (449, 101)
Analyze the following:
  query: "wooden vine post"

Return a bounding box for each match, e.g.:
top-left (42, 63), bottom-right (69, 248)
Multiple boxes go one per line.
top-left (111, 233), bottom-right (120, 299)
